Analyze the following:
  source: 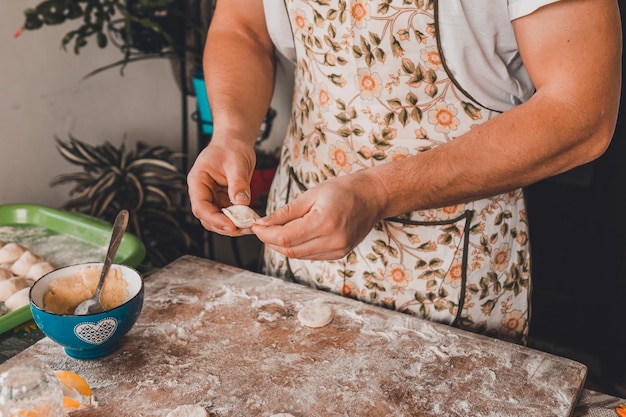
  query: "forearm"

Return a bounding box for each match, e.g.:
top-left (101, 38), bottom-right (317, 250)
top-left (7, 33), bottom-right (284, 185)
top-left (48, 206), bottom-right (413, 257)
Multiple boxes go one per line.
top-left (366, 94), bottom-right (617, 219)
top-left (203, 2), bottom-right (277, 149)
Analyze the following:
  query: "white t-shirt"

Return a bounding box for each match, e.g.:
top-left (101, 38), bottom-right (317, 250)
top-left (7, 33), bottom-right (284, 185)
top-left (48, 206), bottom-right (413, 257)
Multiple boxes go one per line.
top-left (263, 0), bottom-right (560, 112)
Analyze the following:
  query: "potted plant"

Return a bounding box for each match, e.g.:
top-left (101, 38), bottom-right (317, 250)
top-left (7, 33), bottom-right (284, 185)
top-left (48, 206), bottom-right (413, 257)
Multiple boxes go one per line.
top-left (16, 0), bottom-right (215, 88)
top-left (50, 135), bottom-right (203, 267)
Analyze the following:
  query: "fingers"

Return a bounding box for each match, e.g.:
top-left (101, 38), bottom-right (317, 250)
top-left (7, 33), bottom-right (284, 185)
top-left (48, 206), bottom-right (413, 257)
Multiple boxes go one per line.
top-left (254, 203), bottom-right (353, 260)
top-left (227, 176), bottom-right (251, 206)
top-left (187, 170), bottom-right (220, 221)
top-left (253, 174), bottom-right (381, 260)
top-left (256, 218), bottom-right (352, 260)
top-left (187, 144), bottom-right (256, 236)
top-left (264, 238), bottom-right (351, 260)
top-left (255, 198), bottom-right (308, 227)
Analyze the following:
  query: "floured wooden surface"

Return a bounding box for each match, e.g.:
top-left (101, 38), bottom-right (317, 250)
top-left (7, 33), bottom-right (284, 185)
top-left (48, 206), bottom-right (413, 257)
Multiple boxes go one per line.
top-left (2, 256), bottom-right (587, 417)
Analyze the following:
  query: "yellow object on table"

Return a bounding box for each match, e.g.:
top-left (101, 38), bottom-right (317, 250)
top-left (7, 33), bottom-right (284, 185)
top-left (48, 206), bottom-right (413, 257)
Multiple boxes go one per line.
top-left (54, 371), bottom-right (92, 411)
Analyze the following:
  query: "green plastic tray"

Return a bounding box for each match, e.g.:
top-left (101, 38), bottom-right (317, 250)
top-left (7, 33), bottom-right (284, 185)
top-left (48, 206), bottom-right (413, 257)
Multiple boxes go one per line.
top-left (0, 204), bottom-right (146, 335)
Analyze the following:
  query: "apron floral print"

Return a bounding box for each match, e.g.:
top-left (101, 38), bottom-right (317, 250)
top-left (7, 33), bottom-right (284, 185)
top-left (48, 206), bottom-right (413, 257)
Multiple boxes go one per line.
top-left (264, 0), bottom-right (531, 344)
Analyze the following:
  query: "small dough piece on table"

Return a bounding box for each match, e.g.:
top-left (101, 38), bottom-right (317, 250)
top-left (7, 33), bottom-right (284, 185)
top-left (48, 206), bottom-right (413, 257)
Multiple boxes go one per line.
top-left (222, 205), bottom-right (260, 228)
top-left (0, 243), bottom-right (26, 265)
top-left (166, 405), bottom-right (209, 417)
top-left (0, 268), bottom-right (14, 281)
top-left (26, 262), bottom-right (55, 281)
top-left (10, 250), bottom-right (43, 276)
top-left (0, 277), bottom-right (29, 302)
top-left (5, 287), bottom-right (30, 311)
top-left (297, 301), bottom-right (335, 328)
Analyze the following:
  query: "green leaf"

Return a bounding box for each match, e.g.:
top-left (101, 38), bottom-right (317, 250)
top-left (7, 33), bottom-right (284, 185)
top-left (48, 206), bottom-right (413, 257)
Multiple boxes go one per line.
top-left (398, 108), bottom-right (409, 126)
top-left (406, 91), bottom-right (418, 106)
top-left (401, 58), bottom-right (415, 74)
top-left (429, 258), bottom-right (444, 268)
top-left (481, 299), bottom-right (496, 315)
top-left (434, 299), bottom-right (448, 311)
top-left (337, 126), bottom-right (352, 137)
top-left (410, 107), bottom-right (423, 123)
top-left (387, 99), bottom-right (402, 109)
top-left (462, 101), bottom-right (482, 121)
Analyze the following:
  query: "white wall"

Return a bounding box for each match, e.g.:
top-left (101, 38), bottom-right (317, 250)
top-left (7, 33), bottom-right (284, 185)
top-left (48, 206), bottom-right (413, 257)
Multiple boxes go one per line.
top-left (0, 0), bottom-right (293, 208)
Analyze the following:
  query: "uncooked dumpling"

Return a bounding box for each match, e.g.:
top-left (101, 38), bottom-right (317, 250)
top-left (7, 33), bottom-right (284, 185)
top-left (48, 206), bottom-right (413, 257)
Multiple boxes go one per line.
top-left (10, 250), bottom-right (43, 276)
top-left (297, 301), bottom-right (335, 328)
top-left (0, 276), bottom-right (29, 302)
top-left (222, 205), bottom-right (260, 228)
top-left (0, 243), bottom-right (26, 265)
top-left (26, 262), bottom-right (55, 280)
top-left (5, 287), bottom-right (30, 312)
top-left (0, 268), bottom-right (13, 281)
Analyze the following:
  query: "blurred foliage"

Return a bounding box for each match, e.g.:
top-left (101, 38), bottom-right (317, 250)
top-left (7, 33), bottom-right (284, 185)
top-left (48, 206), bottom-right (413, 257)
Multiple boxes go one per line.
top-left (50, 135), bottom-right (204, 267)
top-left (20, 0), bottom-right (215, 77)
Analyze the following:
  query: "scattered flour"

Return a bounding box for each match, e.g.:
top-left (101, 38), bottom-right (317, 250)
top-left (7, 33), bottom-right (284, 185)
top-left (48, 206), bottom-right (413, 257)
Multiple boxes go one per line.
top-left (166, 404), bottom-right (209, 417)
top-left (0, 225), bottom-right (107, 267)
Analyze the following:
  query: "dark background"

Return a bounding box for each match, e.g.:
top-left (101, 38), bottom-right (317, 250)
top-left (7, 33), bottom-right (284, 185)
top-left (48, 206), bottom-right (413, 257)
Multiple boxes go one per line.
top-left (525, 1), bottom-right (626, 396)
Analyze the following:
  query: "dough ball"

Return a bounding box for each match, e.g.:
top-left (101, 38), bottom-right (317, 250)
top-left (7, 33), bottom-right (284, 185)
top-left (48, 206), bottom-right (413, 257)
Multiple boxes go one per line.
top-left (10, 250), bottom-right (43, 276)
top-left (0, 268), bottom-right (14, 281)
top-left (5, 287), bottom-right (30, 312)
top-left (222, 205), bottom-right (260, 228)
top-left (26, 262), bottom-right (55, 280)
top-left (297, 301), bottom-right (334, 328)
top-left (166, 405), bottom-right (208, 417)
top-left (0, 243), bottom-right (26, 265)
top-left (0, 277), bottom-right (29, 302)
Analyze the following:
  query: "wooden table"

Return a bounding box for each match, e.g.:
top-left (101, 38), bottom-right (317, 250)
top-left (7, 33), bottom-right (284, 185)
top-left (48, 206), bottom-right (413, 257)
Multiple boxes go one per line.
top-left (0, 256), bottom-right (611, 416)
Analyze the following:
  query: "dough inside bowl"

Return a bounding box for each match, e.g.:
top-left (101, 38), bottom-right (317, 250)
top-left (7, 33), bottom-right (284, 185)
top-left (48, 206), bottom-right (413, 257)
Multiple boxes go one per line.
top-left (43, 265), bottom-right (129, 315)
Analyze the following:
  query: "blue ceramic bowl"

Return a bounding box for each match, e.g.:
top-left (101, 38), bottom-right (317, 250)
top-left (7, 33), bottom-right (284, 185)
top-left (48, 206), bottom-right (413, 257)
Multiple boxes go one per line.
top-left (29, 263), bottom-right (144, 360)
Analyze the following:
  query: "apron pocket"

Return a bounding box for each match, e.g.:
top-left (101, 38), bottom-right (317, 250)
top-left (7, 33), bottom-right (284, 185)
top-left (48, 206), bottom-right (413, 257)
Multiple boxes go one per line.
top-left (282, 167), bottom-right (473, 327)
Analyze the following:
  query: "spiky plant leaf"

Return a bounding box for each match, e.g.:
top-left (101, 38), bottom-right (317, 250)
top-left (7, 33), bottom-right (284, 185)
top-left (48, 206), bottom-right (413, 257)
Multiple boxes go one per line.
top-left (87, 171), bottom-right (118, 199)
top-left (49, 172), bottom-right (95, 187)
top-left (51, 135), bottom-right (202, 267)
top-left (93, 189), bottom-right (118, 218)
top-left (70, 137), bottom-right (109, 166)
top-left (127, 158), bottom-right (179, 172)
top-left (55, 137), bottom-right (94, 167)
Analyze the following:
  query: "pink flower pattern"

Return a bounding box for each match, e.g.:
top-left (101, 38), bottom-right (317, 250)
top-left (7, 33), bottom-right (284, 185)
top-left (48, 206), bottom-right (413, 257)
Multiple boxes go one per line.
top-left (265, 0), bottom-right (531, 344)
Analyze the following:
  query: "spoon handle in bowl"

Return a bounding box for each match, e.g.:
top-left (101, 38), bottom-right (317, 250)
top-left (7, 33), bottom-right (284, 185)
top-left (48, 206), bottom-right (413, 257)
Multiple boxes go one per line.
top-left (94, 210), bottom-right (129, 299)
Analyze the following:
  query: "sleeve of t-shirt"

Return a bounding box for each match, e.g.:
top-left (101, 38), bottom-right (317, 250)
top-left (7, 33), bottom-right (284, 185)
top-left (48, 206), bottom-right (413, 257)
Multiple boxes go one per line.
top-left (508, 0), bottom-right (561, 20)
top-left (263, 0), bottom-right (296, 63)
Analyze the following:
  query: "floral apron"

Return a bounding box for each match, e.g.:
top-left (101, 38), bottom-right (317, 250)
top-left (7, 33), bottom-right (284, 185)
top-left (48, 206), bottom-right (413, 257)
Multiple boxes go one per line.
top-left (264, 0), bottom-right (531, 344)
